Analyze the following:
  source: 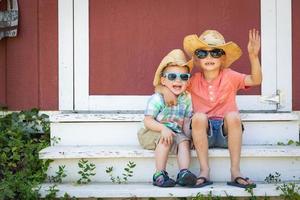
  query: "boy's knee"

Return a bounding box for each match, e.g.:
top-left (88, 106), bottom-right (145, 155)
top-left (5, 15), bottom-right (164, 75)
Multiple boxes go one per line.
top-left (224, 112), bottom-right (241, 127)
top-left (192, 113), bottom-right (208, 127)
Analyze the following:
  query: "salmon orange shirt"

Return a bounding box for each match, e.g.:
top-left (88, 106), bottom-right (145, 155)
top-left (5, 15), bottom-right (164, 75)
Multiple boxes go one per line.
top-left (188, 68), bottom-right (247, 118)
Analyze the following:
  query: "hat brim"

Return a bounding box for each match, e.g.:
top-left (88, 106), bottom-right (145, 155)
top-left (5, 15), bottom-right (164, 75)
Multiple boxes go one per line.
top-left (183, 34), bottom-right (242, 68)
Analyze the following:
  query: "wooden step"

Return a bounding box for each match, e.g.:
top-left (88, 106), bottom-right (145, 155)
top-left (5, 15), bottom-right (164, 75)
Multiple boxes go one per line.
top-left (39, 145), bottom-right (300, 183)
top-left (49, 112), bottom-right (299, 146)
top-left (38, 182), bottom-right (298, 198)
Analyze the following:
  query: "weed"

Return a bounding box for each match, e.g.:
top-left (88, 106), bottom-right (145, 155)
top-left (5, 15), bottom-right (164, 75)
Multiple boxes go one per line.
top-left (77, 158), bottom-right (96, 184)
top-left (264, 172), bottom-right (281, 183)
top-left (49, 165), bottom-right (67, 183)
top-left (277, 182), bottom-right (300, 200)
top-left (106, 161), bottom-right (136, 184)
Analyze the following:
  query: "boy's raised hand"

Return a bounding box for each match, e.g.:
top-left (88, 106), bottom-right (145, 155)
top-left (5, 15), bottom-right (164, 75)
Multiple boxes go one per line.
top-left (247, 28), bottom-right (261, 57)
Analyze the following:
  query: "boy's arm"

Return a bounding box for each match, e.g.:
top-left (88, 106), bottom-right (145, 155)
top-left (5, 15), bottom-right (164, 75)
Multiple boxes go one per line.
top-left (144, 115), bottom-right (176, 145)
top-left (244, 28), bottom-right (263, 86)
top-left (155, 84), bottom-right (177, 106)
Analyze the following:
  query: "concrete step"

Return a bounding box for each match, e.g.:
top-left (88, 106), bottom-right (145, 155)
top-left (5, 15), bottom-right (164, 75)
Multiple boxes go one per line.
top-left (50, 112), bottom-right (299, 146)
top-left (39, 145), bottom-right (300, 183)
top-left (38, 182), bottom-right (299, 198)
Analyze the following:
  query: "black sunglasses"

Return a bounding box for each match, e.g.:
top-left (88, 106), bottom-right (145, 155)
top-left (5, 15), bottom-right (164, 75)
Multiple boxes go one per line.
top-left (194, 48), bottom-right (225, 59)
top-left (163, 73), bottom-right (191, 81)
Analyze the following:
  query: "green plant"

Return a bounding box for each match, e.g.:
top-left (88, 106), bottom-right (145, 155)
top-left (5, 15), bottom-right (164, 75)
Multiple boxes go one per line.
top-left (277, 182), bottom-right (300, 200)
top-left (264, 172), bottom-right (281, 183)
top-left (77, 158), bottom-right (96, 184)
top-left (49, 165), bottom-right (67, 183)
top-left (192, 191), bottom-right (221, 200)
top-left (245, 185), bottom-right (257, 200)
top-left (106, 161), bottom-right (136, 184)
top-left (44, 184), bottom-right (59, 200)
top-left (277, 139), bottom-right (300, 146)
top-left (0, 109), bottom-right (51, 199)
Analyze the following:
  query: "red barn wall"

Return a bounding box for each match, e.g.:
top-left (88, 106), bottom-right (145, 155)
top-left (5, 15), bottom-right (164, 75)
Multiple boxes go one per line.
top-left (0, 0), bottom-right (299, 110)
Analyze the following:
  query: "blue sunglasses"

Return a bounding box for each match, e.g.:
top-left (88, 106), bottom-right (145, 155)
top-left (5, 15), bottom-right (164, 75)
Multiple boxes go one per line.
top-left (163, 73), bottom-right (191, 81)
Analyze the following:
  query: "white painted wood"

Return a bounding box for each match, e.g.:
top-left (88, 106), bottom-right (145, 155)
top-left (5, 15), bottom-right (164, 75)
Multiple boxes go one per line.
top-left (276, 0), bottom-right (292, 111)
top-left (260, 0), bottom-right (277, 111)
top-left (58, 0), bottom-right (74, 110)
top-left (50, 121), bottom-right (298, 145)
top-left (50, 112), bottom-right (299, 122)
top-left (70, 0), bottom-right (288, 111)
top-left (40, 145), bottom-right (300, 182)
top-left (39, 182), bottom-right (288, 198)
top-left (74, 0), bottom-right (89, 110)
top-left (40, 145), bottom-right (300, 159)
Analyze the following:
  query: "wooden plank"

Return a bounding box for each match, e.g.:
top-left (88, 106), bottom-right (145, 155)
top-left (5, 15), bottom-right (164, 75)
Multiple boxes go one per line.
top-left (38, 0), bottom-right (58, 110)
top-left (6, 0), bottom-right (39, 109)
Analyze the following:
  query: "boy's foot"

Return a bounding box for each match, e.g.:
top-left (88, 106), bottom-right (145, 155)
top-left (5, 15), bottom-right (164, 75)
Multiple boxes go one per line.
top-left (176, 169), bottom-right (197, 187)
top-left (229, 170), bottom-right (256, 188)
top-left (227, 177), bottom-right (256, 188)
top-left (153, 170), bottom-right (176, 187)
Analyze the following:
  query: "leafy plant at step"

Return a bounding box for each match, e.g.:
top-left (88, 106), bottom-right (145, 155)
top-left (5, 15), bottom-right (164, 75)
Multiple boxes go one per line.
top-left (192, 191), bottom-right (221, 200)
top-left (49, 165), bottom-right (67, 183)
top-left (277, 182), bottom-right (300, 200)
top-left (277, 139), bottom-right (300, 146)
top-left (77, 158), bottom-right (96, 184)
top-left (245, 185), bottom-right (257, 200)
top-left (106, 161), bottom-right (136, 184)
top-left (264, 172), bottom-right (281, 183)
top-left (0, 109), bottom-right (51, 199)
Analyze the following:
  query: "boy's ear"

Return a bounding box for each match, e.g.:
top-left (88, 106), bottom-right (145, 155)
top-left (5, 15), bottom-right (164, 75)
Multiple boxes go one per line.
top-left (160, 77), bottom-right (166, 86)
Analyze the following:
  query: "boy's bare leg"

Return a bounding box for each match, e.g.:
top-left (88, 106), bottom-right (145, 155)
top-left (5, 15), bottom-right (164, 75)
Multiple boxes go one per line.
top-left (155, 140), bottom-right (171, 171)
top-left (224, 112), bottom-right (254, 185)
top-left (177, 140), bottom-right (191, 170)
top-left (191, 113), bottom-right (210, 184)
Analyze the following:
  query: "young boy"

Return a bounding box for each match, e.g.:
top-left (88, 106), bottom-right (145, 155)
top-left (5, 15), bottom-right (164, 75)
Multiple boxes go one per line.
top-left (158, 29), bottom-right (262, 188)
top-left (137, 49), bottom-right (197, 187)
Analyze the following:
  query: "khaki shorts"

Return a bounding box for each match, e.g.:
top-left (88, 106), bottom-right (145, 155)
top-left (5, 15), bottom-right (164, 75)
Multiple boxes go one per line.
top-left (137, 127), bottom-right (191, 154)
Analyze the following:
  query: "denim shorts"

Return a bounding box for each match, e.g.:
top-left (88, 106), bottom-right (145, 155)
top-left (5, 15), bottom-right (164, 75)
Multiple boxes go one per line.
top-left (208, 118), bottom-right (228, 148)
top-left (207, 118), bottom-right (244, 148)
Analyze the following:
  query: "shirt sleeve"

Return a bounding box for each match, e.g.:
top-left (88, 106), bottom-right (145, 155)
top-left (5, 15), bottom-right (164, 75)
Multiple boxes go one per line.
top-left (184, 93), bottom-right (193, 118)
top-left (144, 93), bottom-right (164, 117)
top-left (227, 69), bottom-right (248, 90)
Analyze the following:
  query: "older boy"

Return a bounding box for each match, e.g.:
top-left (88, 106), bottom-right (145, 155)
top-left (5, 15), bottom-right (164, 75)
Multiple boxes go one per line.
top-left (158, 29), bottom-right (261, 188)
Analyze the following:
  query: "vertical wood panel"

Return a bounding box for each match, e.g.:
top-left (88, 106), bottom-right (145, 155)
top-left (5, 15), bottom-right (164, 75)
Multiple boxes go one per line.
top-left (38, 0), bottom-right (58, 110)
top-left (6, 0), bottom-right (39, 109)
top-left (89, 0), bottom-right (260, 95)
top-left (0, 41), bottom-right (6, 107)
top-left (292, 0), bottom-right (300, 110)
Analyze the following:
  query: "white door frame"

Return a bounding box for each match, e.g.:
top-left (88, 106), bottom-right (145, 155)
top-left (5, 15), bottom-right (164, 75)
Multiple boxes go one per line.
top-left (58, 0), bottom-right (292, 112)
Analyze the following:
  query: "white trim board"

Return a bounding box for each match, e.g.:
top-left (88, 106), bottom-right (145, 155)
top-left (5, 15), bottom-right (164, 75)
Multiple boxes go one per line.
top-left (59, 0), bottom-right (292, 112)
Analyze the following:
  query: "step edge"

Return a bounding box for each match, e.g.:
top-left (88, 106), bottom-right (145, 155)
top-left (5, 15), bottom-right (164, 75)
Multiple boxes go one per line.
top-left (39, 145), bottom-right (300, 159)
top-left (50, 113), bottom-right (299, 122)
top-left (38, 182), bottom-right (297, 198)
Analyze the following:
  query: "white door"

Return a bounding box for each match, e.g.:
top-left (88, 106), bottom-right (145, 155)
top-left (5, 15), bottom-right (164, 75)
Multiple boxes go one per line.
top-left (59, 0), bottom-right (292, 112)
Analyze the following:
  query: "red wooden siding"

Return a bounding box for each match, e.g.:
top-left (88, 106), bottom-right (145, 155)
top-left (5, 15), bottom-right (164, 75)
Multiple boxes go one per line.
top-left (292, 0), bottom-right (300, 110)
top-left (0, 0), bottom-right (58, 110)
top-left (0, 0), bottom-right (299, 110)
top-left (89, 0), bottom-right (260, 95)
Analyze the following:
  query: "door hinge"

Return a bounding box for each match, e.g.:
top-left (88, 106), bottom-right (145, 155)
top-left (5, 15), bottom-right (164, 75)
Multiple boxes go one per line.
top-left (260, 90), bottom-right (283, 109)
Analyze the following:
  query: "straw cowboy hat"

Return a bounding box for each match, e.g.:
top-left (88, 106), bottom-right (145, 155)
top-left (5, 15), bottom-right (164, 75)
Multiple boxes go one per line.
top-left (153, 49), bottom-right (192, 86)
top-left (183, 30), bottom-right (242, 68)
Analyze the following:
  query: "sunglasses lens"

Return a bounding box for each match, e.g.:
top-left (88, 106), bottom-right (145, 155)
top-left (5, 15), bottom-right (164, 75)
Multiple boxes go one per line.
top-left (180, 73), bottom-right (190, 81)
top-left (195, 49), bottom-right (208, 59)
top-left (167, 73), bottom-right (177, 81)
top-left (210, 49), bottom-right (225, 58)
